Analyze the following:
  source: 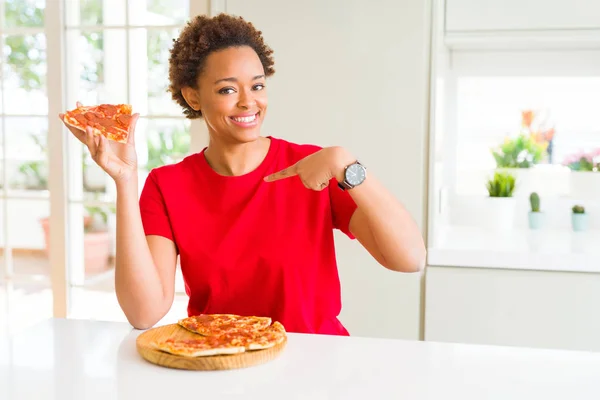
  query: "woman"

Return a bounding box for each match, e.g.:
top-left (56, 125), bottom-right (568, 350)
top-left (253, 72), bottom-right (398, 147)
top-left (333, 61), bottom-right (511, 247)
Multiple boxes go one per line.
top-left (60, 14), bottom-right (425, 335)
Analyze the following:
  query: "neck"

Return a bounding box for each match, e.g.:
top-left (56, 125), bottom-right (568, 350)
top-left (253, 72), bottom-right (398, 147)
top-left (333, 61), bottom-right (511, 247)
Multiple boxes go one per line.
top-left (203, 136), bottom-right (271, 176)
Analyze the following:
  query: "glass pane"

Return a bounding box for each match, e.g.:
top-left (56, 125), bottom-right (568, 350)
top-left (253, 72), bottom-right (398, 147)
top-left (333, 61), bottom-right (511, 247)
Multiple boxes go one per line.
top-left (138, 118), bottom-right (191, 171)
top-left (0, 120), bottom-right (4, 189)
top-left (2, 34), bottom-right (47, 115)
top-left (83, 155), bottom-right (112, 199)
top-left (0, 200), bottom-right (5, 281)
top-left (5, 117), bottom-right (48, 191)
top-left (70, 144), bottom-right (113, 204)
top-left (0, 283), bottom-right (5, 336)
top-left (65, 0), bottom-right (125, 26)
top-left (68, 198), bottom-right (119, 284)
top-left (130, 28), bottom-right (184, 116)
top-left (65, 29), bottom-right (128, 106)
top-left (81, 200), bottom-right (115, 279)
top-left (8, 199), bottom-right (49, 279)
top-left (454, 76), bottom-right (600, 196)
top-left (4, 0), bottom-right (45, 28)
top-left (457, 77), bottom-right (600, 167)
top-left (129, 0), bottom-right (190, 26)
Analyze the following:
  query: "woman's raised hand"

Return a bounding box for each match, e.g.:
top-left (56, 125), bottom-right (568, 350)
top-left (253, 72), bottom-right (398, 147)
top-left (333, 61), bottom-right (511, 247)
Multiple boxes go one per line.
top-left (59, 102), bottom-right (140, 183)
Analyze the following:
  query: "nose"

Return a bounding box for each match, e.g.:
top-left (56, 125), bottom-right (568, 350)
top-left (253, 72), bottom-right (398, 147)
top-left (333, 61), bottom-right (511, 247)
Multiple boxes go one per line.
top-left (237, 88), bottom-right (256, 110)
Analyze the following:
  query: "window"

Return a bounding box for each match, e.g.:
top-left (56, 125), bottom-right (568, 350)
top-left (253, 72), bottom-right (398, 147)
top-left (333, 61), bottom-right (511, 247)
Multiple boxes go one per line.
top-left (454, 75), bottom-right (600, 195)
top-left (0, 0), bottom-right (52, 332)
top-left (428, 48), bottom-right (600, 266)
top-left (1, 0), bottom-right (205, 330)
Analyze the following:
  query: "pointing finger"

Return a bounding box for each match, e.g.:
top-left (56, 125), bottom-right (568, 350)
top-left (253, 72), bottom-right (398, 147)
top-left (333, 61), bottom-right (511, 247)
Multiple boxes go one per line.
top-left (264, 164), bottom-right (298, 182)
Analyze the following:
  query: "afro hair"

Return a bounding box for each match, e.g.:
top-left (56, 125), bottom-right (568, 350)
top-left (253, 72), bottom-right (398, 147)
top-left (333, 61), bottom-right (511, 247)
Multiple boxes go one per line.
top-left (168, 13), bottom-right (275, 119)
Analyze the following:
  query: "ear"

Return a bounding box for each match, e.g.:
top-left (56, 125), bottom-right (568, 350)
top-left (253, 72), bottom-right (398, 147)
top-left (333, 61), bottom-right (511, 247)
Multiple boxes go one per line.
top-left (181, 86), bottom-right (201, 111)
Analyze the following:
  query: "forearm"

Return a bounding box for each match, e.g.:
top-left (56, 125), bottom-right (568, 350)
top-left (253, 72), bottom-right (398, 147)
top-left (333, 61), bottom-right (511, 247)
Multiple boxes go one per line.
top-left (114, 177), bottom-right (169, 328)
top-left (348, 175), bottom-right (426, 272)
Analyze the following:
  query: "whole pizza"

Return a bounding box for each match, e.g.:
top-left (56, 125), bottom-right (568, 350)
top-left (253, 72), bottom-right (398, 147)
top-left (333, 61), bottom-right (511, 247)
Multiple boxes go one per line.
top-left (152, 314), bottom-right (287, 358)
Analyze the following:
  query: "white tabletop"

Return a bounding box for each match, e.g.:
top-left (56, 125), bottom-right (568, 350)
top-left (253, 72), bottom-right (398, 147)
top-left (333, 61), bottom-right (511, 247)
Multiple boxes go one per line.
top-left (1, 318), bottom-right (600, 399)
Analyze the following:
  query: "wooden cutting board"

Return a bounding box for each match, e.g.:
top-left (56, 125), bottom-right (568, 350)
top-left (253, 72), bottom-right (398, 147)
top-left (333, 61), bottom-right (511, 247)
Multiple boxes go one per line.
top-left (136, 323), bottom-right (287, 371)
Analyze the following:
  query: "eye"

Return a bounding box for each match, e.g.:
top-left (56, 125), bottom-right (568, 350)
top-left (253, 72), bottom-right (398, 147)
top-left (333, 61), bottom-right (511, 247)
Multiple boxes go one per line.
top-left (253, 83), bottom-right (265, 91)
top-left (218, 87), bottom-right (235, 95)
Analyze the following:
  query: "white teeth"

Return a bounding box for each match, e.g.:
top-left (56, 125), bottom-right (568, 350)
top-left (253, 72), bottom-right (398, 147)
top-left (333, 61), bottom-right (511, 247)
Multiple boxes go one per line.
top-left (232, 114), bottom-right (257, 123)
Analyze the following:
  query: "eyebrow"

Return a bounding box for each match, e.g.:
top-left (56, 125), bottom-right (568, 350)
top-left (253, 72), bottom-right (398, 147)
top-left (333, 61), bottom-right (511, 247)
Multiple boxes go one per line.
top-left (214, 75), bottom-right (265, 84)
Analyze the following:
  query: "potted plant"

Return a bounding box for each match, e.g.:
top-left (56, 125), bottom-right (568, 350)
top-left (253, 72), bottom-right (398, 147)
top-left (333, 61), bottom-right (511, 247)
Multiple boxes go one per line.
top-left (528, 192), bottom-right (544, 229)
top-left (490, 110), bottom-right (555, 196)
top-left (564, 149), bottom-right (600, 200)
top-left (571, 205), bottom-right (588, 232)
top-left (491, 133), bottom-right (546, 170)
top-left (82, 204), bottom-right (114, 274)
top-left (484, 171), bottom-right (517, 231)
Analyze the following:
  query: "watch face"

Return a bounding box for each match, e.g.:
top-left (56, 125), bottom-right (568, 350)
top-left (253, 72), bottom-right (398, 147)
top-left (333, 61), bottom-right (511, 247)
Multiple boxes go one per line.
top-left (345, 163), bottom-right (366, 186)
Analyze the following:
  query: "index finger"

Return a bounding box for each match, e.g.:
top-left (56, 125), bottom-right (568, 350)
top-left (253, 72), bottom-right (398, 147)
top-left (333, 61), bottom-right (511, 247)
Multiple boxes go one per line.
top-left (264, 164), bottom-right (298, 182)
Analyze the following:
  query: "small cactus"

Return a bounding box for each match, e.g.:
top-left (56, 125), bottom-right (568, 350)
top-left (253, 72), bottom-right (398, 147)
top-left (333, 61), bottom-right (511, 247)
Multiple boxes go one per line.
top-left (572, 205), bottom-right (585, 214)
top-left (529, 192), bottom-right (540, 212)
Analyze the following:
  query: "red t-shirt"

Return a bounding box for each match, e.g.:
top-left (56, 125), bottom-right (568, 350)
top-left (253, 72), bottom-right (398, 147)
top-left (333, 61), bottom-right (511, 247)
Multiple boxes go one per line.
top-left (139, 136), bottom-right (357, 335)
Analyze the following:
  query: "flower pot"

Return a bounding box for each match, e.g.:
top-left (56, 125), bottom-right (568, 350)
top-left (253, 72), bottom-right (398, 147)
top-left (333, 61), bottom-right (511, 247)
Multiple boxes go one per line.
top-left (83, 231), bottom-right (111, 274)
top-left (571, 213), bottom-right (588, 232)
top-left (39, 217), bottom-right (111, 275)
top-left (482, 197), bottom-right (516, 231)
top-left (528, 211), bottom-right (544, 230)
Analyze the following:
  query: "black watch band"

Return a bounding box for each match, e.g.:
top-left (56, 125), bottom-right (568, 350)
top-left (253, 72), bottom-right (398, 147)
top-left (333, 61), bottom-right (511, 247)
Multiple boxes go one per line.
top-left (337, 180), bottom-right (353, 191)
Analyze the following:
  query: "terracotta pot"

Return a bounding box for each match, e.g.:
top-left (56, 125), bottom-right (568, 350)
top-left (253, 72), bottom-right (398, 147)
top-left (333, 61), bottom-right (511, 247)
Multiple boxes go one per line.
top-left (39, 217), bottom-right (111, 275)
top-left (83, 231), bottom-right (111, 274)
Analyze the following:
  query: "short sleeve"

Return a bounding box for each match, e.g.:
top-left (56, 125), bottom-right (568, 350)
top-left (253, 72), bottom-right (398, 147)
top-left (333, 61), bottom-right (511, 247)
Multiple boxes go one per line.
top-left (328, 179), bottom-right (358, 239)
top-left (139, 170), bottom-right (175, 242)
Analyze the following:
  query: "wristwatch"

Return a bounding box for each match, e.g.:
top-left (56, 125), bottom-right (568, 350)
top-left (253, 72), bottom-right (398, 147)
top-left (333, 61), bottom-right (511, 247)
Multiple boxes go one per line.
top-left (338, 161), bottom-right (367, 190)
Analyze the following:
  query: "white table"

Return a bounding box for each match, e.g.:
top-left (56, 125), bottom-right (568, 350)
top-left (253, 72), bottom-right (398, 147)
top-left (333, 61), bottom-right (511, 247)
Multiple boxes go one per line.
top-left (1, 318), bottom-right (600, 399)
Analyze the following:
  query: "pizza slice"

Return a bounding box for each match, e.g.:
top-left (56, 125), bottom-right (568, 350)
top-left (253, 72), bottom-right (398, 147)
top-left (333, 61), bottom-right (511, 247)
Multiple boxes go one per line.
top-left (237, 321), bottom-right (287, 351)
top-left (152, 337), bottom-right (246, 357)
top-left (178, 314), bottom-right (272, 336)
top-left (63, 103), bottom-right (134, 143)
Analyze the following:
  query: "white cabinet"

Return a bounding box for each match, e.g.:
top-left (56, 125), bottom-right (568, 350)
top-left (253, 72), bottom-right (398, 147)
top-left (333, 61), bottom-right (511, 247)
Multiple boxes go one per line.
top-left (425, 266), bottom-right (600, 352)
top-left (446, 0), bottom-right (600, 32)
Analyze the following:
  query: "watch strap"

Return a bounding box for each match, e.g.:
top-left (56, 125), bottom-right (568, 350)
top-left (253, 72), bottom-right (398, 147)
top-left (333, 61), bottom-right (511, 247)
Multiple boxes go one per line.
top-left (337, 180), bottom-right (353, 191)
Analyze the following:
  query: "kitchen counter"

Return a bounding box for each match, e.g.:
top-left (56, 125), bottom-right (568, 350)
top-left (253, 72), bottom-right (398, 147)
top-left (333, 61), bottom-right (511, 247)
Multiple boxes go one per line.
top-left (1, 318), bottom-right (600, 399)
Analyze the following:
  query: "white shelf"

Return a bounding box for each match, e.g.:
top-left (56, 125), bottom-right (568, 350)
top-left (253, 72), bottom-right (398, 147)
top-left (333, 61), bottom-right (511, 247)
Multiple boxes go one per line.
top-left (427, 225), bottom-right (600, 273)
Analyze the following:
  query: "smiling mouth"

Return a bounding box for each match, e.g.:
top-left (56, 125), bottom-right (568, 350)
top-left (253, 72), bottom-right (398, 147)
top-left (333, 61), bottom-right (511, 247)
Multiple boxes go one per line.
top-left (230, 112), bottom-right (259, 123)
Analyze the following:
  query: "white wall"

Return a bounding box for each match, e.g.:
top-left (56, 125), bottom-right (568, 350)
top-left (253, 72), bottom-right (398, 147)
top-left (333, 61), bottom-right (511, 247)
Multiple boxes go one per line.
top-left (225, 0), bottom-right (432, 339)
